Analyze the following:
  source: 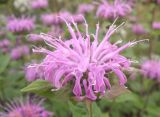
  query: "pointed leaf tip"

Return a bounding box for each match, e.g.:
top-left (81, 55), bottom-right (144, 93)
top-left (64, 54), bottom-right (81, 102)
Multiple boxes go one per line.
top-left (21, 80), bottom-right (52, 92)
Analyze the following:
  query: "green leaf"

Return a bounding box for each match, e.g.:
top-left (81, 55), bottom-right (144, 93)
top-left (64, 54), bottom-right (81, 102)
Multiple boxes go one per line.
top-left (21, 80), bottom-right (52, 93)
top-left (151, 30), bottom-right (160, 36)
top-left (115, 93), bottom-right (143, 109)
top-left (6, 32), bottom-right (16, 41)
top-left (104, 85), bottom-right (131, 100)
top-left (129, 81), bottom-right (142, 92)
top-left (68, 101), bottom-right (87, 117)
top-left (68, 101), bottom-right (103, 117)
top-left (115, 93), bottom-right (137, 102)
top-left (85, 100), bottom-right (102, 117)
top-left (0, 54), bottom-right (10, 73)
top-left (146, 106), bottom-right (160, 117)
top-left (51, 98), bottom-right (70, 117)
top-left (102, 113), bottom-right (110, 117)
top-left (92, 102), bottom-right (103, 117)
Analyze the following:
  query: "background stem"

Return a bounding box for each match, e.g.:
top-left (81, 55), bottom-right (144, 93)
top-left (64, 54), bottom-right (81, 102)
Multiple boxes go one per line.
top-left (149, 6), bottom-right (156, 58)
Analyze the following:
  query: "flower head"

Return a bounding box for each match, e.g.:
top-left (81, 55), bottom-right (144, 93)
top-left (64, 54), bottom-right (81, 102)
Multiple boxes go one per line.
top-left (0, 96), bottom-right (53, 117)
top-left (77, 4), bottom-right (94, 14)
top-left (29, 17), bottom-right (144, 100)
top-left (152, 22), bottom-right (160, 30)
top-left (97, 0), bottom-right (132, 19)
top-left (10, 45), bottom-right (30, 60)
top-left (25, 66), bottom-right (38, 82)
top-left (31, 0), bottom-right (48, 9)
top-left (7, 17), bottom-right (35, 33)
top-left (25, 63), bottom-right (44, 82)
top-left (41, 13), bottom-right (60, 26)
top-left (71, 14), bottom-right (84, 23)
top-left (132, 23), bottom-right (146, 35)
top-left (0, 39), bottom-right (10, 48)
top-left (47, 26), bottom-right (64, 37)
top-left (0, 39), bottom-right (10, 53)
top-left (141, 60), bottom-right (160, 81)
top-left (41, 12), bottom-right (84, 26)
top-left (59, 12), bottom-right (84, 23)
top-left (157, 0), bottom-right (160, 4)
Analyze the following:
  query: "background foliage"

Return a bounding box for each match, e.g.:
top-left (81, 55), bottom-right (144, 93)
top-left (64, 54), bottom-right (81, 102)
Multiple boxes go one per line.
top-left (0, 0), bottom-right (160, 117)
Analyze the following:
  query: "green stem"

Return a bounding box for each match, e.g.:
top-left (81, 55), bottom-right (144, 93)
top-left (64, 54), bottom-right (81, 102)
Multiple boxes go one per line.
top-left (149, 6), bottom-right (156, 58)
top-left (89, 102), bottom-right (92, 117)
top-left (149, 39), bottom-right (153, 59)
top-left (85, 99), bottom-right (93, 117)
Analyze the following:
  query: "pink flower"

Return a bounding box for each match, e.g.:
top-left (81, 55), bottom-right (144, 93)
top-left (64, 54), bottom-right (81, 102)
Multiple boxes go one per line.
top-left (152, 22), bottom-right (160, 30)
top-left (41, 12), bottom-right (84, 25)
top-left (0, 39), bottom-right (10, 48)
top-left (0, 96), bottom-right (53, 117)
top-left (59, 11), bottom-right (72, 20)
top-left (10, 45), bottom-right (30, 60)
top-left (31, 0), bottom-right (48, 9)
top-left (7, 17), bottom-right (35, 33)
top-left (41, 13), bottom-right (60, 26)
top-left (97, 0), bottom-right (132, 19)
top-left (157, 0), bottom-right (160, 4)
top-left (25, 63), bottom-right (44, 82)
top-left (71, 14), bottom-right (84, 23)
top-left (58, 11), bottom-right (84, 23)
top-left (132, 23), bottom-right (146, 35)
top-left (25, 66), bottom-right (38, 82)
top-left (0, 31), bottom-right (5, 36)
top-left (59, 12), bottom-right (84, 23)
top-left (0, 39), bottom-right (10, 53)
top-left (29, 17), bottom-right (143, 100)
top-left (47, 26), bottom-right (64, 37)
top-left (77, 4), bottom-right (94, 14)
top-left (141, 60), bottom-right (160, 81)
top-left (115, 0), bottom-right (132, 17)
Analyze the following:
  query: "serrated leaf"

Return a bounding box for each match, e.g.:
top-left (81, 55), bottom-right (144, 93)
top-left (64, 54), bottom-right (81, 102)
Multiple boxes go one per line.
top-left (104, 85), bottom-right (131, 100)
top-left (21, 80), bottom-right (52, 92)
